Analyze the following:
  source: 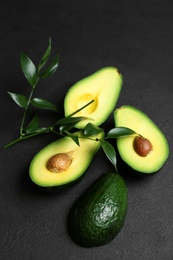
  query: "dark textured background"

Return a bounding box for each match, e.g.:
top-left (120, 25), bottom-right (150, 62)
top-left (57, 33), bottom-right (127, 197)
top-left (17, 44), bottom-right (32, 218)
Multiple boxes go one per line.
top-left (0, 1), bottom-right (173, 259)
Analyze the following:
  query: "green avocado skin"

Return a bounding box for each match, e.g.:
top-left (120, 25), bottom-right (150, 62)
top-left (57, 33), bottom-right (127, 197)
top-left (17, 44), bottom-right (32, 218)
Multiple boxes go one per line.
top-left (68, 171), bottom-right (127, 247)
top-left (30, 174), bottom-right (84, 193)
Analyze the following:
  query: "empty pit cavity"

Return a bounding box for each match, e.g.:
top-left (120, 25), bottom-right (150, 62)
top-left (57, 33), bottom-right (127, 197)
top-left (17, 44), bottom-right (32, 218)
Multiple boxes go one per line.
top-left (76, 94), bottom-right (97, 115)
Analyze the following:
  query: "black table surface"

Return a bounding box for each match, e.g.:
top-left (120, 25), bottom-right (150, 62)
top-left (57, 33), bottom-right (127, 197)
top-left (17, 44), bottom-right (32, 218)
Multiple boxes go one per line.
top-left (0, 1), bottom-right (173, 259)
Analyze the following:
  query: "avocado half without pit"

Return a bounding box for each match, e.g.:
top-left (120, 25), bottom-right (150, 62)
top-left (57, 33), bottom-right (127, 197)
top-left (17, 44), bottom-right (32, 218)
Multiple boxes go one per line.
top-left (29, 131), bottom-right (104, 191)
top-left (114, 105), bottom-right (169, 175)
top-left (64, 67), bottom-right (123, 129)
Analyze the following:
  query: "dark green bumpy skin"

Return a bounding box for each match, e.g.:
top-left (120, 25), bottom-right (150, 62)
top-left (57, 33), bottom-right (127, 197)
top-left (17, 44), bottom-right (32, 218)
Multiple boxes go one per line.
top-left (68, 171), bottom-right (127, 247)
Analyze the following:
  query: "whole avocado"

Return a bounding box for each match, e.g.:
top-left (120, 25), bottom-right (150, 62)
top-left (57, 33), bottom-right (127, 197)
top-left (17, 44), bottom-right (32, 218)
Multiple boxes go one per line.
top-left (68, 171), bottom-right (127, 247)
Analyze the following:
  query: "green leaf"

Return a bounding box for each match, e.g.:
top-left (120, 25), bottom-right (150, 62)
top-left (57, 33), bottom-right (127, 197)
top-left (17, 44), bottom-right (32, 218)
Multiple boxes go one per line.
top-left (69, 135), bottom-right (80, 146)
top-left (100, 139), bottom-right (117, 170)
top-left (31, 98), bottom-right (58, 112)
top-left (8, 92), bottom-right (28, 108)
top-left (25, 114), bottom-right (39, 133)
top-left (39, 53), bottom-right (60, 79)
top-left (20, 51), bottom-right (38, 87)
top-left (55, 116), bottom-right (88, 126)
top-left (107, 127), bottom-right (137, 139)
top-left (84, 123), bottom-right (103, 137)
top-left (32, 127), bottom-right (50, 134)
top-left (26, 127), bottom-right (50, 134)
top-left (59, 123), bottom-right (79, 134)
top-left (38, 38), bottom-right (52, 72)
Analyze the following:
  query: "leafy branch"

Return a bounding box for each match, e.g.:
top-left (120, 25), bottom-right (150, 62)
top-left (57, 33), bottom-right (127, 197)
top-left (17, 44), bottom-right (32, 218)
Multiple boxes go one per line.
top-left (4, 38), bottom-right (60, 148)
top-left (4, 98), bottom-right (94, 148)
top-left (54, 119), bottom-right (137, 171)
top-left (4, 38), bottom-right (138, 172)
top-left (52, 116), bottom-right (137, 171)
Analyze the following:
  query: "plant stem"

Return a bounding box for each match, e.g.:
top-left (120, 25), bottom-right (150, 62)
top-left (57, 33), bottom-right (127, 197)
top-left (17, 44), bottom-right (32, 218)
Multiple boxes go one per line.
top-left (4, 99), bottom-right (95, 148)
top-left (4, 78), bottom-right (41, 147)
top-left (50, 127), bottom-right (100, 142)
top-left (68, 99), bottom-right (94, 117)
top-left (20, 79), bottom-right (39, 136)
top-left (4, 131), bottom-right (43, 148)
top-left (50, 127), bottom-right (63, 136)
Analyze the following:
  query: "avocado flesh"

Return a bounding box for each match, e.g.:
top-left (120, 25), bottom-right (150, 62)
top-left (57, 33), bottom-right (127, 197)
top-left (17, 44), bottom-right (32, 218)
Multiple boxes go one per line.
top-left (114, 105), bottom-right (169, 174)
top-left (64, 67), bottom-right (123, 129)
top-left (29, 131), bottom-right (104, 189)
top-left (68, 171), bottom-right (127, 247)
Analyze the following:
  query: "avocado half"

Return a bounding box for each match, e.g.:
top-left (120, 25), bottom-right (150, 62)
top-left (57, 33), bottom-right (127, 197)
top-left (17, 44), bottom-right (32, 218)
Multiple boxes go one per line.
top-left (64, 67), bottom-right (123, 129)
top-left (114, 105), bottom-right (169, 175)
top-left (29, 131), bottom-right (104, 191)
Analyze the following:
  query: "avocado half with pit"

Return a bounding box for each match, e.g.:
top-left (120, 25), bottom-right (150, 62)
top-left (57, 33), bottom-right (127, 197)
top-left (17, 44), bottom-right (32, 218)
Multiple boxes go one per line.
top-left (114, 105), bottom-right (169, 175)
top-left (29, 131), bottom-right (104, 191)
top-left (64, 67), bottom-right (123, 129)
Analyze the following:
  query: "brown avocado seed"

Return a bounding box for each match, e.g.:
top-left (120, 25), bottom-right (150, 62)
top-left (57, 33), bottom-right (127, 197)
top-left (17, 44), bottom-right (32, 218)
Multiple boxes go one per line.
top-left (46, 152), bottom-right (73, 173)
top-left (133, 136), bottom-right (153, 157)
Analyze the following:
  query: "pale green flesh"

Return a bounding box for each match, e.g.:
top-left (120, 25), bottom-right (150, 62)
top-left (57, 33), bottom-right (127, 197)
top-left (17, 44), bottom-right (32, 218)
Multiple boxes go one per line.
top-left (114, 106), bottom-right (169, 174)
top-left (29, 131), bottom-right (104, 187)
top-left (64, 67), bottom-right (123, 129)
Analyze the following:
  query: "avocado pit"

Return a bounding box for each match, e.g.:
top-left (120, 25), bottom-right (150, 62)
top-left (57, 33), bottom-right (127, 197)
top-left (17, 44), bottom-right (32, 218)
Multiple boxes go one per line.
top-left (46, 152), bottom-right (73, 173)
top-left (133, 136), bottom-right (153, 157)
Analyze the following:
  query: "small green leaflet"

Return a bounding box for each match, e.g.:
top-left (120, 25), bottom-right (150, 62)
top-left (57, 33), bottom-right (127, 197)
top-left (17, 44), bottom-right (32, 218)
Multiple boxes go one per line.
top-left (26, 127), bottom-right (50, 134)
top-left (31, 97), bottom-right (58, 112)
top-left (54, 100), bottom-right (94, 133)
top-left (20, 51), bottom-right (38, 88)
top-left (55, 116), bottom-right (88, 134)
top-left (84, 123), bottom-right (103, 137)
top-left (25, 114), bottom-right (39, 133)
top-left (100, 139), bottom-right (117, 171)
top-left (58, 123), bottom-right (78, 134)
top-left (106, 127), bottom-right (137, 139)
top-left (55, 116), bottom-right (88, 126)
top-left (69, 135), bottom-right (80, 146)
top-left (39, 53), bottom-right (60, 79)
top-left (24, 114), bottom-right (51, 134)
top-left (8, 92), bottom-right (28, 108)
top-left (38, 38), bottom-right (52, 72)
